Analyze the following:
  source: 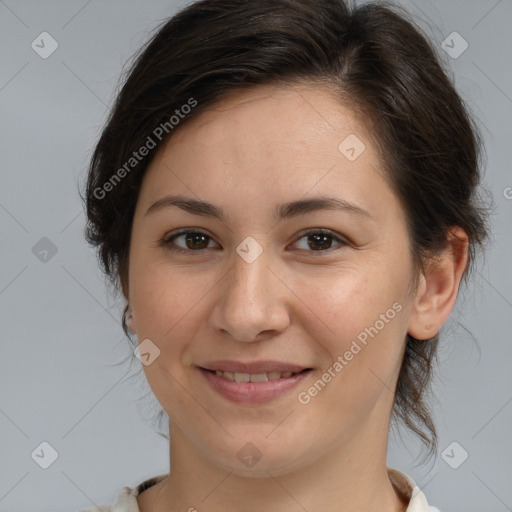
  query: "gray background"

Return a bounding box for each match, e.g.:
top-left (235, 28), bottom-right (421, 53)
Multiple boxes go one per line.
top-left (0, 1), bottom-right (511, 511)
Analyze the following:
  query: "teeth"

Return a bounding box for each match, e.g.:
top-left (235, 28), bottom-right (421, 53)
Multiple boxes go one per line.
top-left (234, 372), bottom-right (250, 383)
top-left (250, 373), bottom-right (269, 382)
top-left (212, 369), bottom-right (299, 382)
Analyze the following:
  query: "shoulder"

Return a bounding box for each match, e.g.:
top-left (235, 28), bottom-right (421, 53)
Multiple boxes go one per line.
top-left (77, 505), bottom-right (111, 512)
top-left (388, 467), bottom-right (441, 512)
top-left (75, 474), bottom-right (168, 512)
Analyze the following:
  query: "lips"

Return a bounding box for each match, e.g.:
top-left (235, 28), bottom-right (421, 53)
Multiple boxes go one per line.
top-left (197, 360), bottom-right (312, 404)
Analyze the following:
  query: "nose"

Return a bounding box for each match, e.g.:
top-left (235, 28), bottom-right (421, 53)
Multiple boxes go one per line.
top-left (209, 248), bottom-right (291, 342)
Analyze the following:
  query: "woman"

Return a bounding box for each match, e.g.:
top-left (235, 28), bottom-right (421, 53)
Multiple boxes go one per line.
top-left (82, 0), bottom-right (488, 510)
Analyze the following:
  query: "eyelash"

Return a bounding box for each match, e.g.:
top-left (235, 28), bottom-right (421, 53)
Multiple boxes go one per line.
top-left (161, 228), bottom-right (348, 255)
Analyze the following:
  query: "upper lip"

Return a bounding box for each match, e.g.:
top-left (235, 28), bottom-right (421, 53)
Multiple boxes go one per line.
top-left (199, 360), bottom-right (311, 374)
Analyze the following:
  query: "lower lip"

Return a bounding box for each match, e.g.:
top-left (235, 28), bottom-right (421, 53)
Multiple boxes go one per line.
top-left (199, 367), bottom-right (311, 404)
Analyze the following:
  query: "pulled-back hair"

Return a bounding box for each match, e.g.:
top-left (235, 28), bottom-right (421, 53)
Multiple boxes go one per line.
top-left (84, 0), bottom-right (489, 458)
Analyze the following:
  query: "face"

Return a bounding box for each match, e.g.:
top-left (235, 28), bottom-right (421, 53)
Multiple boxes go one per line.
top-left (127, 85), bottom-right (418, 476)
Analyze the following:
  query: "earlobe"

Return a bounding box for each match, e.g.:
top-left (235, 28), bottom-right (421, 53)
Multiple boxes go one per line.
top-left (127, 306), bottom-right (137, 334)
top-left (407, 227), bottom-right (469, 340)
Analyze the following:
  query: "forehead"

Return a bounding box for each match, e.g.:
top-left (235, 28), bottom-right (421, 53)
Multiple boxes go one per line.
top-left (169, 84), bottom-right (368, 157)
top-left (138, 84), bottom-right (398, 226)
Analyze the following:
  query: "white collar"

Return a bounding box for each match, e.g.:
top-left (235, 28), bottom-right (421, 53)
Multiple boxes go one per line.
top-left (107, 468), bottom-right (440, 511)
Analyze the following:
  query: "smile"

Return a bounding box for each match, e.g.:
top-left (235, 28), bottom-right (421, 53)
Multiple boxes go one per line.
top-left (209, 369), bottom-right (302, 382)
top-left (198, 363), bottom-right (312, 404)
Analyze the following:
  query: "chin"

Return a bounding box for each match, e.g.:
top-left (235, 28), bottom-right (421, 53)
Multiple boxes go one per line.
top-left (203, 435), bottom-right (316, 478)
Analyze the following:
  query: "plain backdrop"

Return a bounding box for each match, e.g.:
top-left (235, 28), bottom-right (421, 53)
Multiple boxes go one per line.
top-left (1, 1), bottom-right (511, 511)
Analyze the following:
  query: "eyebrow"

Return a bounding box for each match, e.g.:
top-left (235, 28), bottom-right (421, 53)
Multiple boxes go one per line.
top-left (144, 194), bottom-right (372, 221)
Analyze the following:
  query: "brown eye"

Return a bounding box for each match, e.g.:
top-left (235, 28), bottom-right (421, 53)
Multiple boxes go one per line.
top-left (163, 230), bottom-right (218, 253)
top-left (307, 233), bottom-right (334, 251)
top-left (291, 229), bottom-right (347, 253)
top-left (183, 232), bottom-right (210, 250)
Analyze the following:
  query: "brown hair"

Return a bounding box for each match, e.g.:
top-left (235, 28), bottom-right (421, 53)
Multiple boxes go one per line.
top-left (84, 0), bottom-right (489, 458)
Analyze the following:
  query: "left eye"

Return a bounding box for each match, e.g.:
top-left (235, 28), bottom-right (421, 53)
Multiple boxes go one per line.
top-left (292, 230), bottom-right (346, 252)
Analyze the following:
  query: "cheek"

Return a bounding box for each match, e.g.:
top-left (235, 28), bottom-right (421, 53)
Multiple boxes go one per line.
top-left (291, 268), bottom-right (388, 349)
top-left (295, 264), bottom-right (409, 385)
top-left (131, 263), bottom-right (207, 407)
top-left (130, 256), bottom-right (203, 336)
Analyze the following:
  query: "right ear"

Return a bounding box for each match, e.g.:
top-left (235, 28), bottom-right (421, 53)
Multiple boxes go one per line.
top-left (126, 306), bottom-right (137, 334)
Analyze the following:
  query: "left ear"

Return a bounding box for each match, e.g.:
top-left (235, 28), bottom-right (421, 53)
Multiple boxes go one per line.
top-left (408, 227), bottom-right (469, 340)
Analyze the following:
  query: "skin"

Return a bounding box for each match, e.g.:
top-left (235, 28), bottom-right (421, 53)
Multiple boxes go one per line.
top-left (126, 84), bottom-right (468, 512)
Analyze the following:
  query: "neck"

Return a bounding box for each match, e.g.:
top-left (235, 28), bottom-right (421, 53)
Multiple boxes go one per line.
top-left (146, 418), bottom-right (407, 512)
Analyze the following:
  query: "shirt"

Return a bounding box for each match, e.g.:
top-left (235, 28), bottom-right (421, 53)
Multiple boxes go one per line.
top-left (78, 468), bottom-right (440, 511)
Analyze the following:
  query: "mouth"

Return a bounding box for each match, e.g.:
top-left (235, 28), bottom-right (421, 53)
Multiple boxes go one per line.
top-left (197, 361), bottom-right (313, 404)
top-left (202, 368), bottom-right (310, 382)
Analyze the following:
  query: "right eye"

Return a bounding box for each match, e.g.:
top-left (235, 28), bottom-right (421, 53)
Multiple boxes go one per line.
top-left (162, 229), bottom-right (220, 254)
